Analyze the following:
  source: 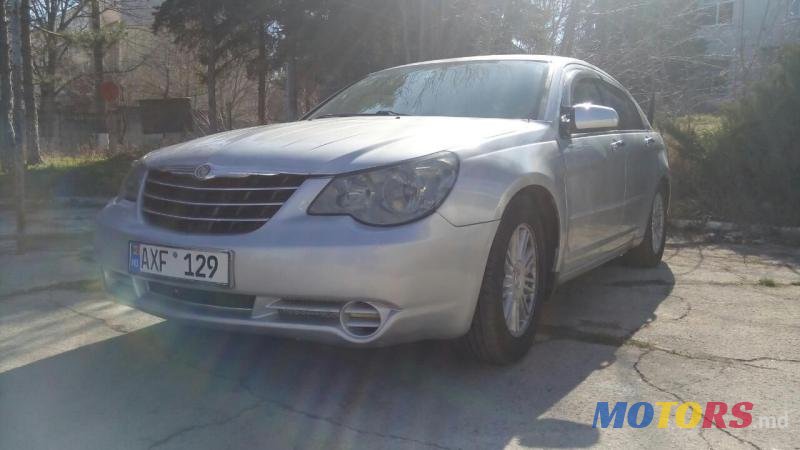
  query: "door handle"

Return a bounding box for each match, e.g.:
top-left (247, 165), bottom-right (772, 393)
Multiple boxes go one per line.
top-left (644, 136), bottom-right (656, 146)
top-left (610, 140), bottom-right (626, 150)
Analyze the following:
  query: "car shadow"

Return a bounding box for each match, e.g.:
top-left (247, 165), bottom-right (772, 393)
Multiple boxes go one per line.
top-left (0, 262), bottom-right (675, 450)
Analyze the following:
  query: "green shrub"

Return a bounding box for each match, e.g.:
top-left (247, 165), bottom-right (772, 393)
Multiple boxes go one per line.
top-left (663, 45), bottom-right (800, 226)
top-left (757, 278), bottom-right (778, 288)
top-left (0, 151), bottom-right (143, 202)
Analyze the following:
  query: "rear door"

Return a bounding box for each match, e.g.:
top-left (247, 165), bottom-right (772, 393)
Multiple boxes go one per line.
top-left (561, 70), bottom-right (628, 267)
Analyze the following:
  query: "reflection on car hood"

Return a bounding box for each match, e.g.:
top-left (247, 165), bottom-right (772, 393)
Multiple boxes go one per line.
top-left (144, 116), bottom-right (550, 175)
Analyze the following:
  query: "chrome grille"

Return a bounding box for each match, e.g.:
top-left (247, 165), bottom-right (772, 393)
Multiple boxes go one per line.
top-left (142, 169), bottom-right (307, 234)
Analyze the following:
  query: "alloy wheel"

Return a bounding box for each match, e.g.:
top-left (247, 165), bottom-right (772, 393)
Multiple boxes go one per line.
top-left (651, 192), bottom-right (665, 254)
top-left (502, 223), bottom-right (538, 337)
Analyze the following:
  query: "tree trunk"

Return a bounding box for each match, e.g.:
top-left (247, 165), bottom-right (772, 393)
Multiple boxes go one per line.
top-left (1, 1), bottom-right (25, 249)
top-left (9, 0), bottom-right (26, 159)
top-left (559, 0), bottom-right (582, 57)
top-left (593, 0), bottom-right (611, 54)
top-left (0, 0), bottom-right (14, 172)
top-left (90, 0), bottom-right (106, 147)
top-left (38, 80), bottom-right (56, 141)
top-left (284, 58), bottom-right (297, 121)
top-left (206, 57), bottom-right (219, 132)
top-left (257, 71), bottom-right (266, 124)
top-left (19, 0), bottom-right (40, 164)
top-left (38, 7), bottom-right (59, 143)
top-left (417, 0), bottom-right (425, 61)
top-left (257, 23), bottom-right (267, 125)
top-left (400, 3), bottom-right (411, 64)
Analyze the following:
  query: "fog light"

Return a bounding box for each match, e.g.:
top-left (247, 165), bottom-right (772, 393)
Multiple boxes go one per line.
top-left (339, 301), bottom-right (382, 337)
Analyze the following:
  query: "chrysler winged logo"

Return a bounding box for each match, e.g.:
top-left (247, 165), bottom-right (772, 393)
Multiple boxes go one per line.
top-left (193, 164), bottom-right (213, 180)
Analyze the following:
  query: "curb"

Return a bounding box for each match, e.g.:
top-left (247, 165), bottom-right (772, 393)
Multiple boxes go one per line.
top-left (0, 278), bottom-right (101, 301)
top-left (0, 196), bottom-right (109, 209)
top-left (670, 219), bottom-right (800, 241)
top-left (0, 230), bottom-right (94, 243)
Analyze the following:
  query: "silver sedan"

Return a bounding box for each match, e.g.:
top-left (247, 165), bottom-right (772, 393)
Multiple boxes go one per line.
top-left (96, 55), bottom-right (669, 364)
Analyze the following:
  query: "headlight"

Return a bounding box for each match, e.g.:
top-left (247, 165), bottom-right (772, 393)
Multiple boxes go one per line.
top-left (308, 152), bottom-right (459, 226)
top-left (118, 160), bottom-right (147, 202)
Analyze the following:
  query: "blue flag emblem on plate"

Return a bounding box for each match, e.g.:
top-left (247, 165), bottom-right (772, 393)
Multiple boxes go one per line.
top-left (130, 243), bottom-right (141, 273)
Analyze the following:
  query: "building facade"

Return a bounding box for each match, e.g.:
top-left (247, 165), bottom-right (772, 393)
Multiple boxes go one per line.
top-left (697, 0), bottom-right (800, 94)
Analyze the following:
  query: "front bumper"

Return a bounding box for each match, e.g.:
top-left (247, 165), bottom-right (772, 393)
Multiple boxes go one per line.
top-left (95, 178), bottom-right (498, 346)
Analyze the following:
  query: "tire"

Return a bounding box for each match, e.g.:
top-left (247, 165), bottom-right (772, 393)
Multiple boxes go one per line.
top-left (623, 187), bottom-right (667, 268)
top-left (458, 197), bottom-right (550, 365)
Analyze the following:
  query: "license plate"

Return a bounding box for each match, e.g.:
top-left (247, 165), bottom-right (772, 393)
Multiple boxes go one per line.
top-left (129, 242), bottom-right (231, 286)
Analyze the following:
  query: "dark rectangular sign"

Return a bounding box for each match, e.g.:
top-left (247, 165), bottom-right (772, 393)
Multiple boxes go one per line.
top-left (139, 98), bottom-right (193, 134)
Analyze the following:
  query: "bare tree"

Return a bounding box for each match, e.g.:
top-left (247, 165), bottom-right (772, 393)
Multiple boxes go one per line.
top-left (218, 63), bottom-right (256, 129)
top-left (89, 0), bottom-right (106, 146)
top-left (559, 0), bottom-right (582, 56)
top-left (30, 0), bottom-right (89, 143)
top-left (574, 0), bottom-right (721, 116)
top-left (20, 0), bottom-right (41, 164)
top-left (0, 0), bottom-right (15, 172)
top-left (257, 22), bottom-right (267, 124)
top-left (136, 35), bottom-right (201, 99)
top-left (1, 0), bottom-right (26, 249)
top-left (284, 57), bottom-right (296, 121)
top-left (9, 0), bottom-right (26, 155)
top-left (154, 0), bottom-right (255, 133)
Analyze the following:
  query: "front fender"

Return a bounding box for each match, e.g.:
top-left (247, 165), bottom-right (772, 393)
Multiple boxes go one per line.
top-left (437, 140), bottom-right (567, 270)
top-left (438, 141), bottom-right (564, 224)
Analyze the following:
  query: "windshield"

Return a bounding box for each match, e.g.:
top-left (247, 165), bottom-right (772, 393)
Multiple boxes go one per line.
top-left (309, 60), bottom-right (550, 120)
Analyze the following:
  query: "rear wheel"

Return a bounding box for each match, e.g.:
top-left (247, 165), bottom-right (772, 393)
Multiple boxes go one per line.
top-left (459, 199), bottom-right (549, 365)
top-left (623, 188), bottom-right (667, 267)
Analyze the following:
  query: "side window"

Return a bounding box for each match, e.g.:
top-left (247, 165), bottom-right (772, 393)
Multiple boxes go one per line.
top-left (596, 81), bottom-right (645, 131)
top-left (570, 77), bottom-right (604, 105)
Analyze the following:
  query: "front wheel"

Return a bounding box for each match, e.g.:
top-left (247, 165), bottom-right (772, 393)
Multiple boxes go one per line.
top-left (623, 188), bottom-right (667, 267)
top-left (458, 200), bottom-right (549, 365)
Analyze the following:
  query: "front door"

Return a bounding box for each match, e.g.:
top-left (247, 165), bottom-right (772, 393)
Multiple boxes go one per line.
top-left (561, 73), bottom-right (628, 267)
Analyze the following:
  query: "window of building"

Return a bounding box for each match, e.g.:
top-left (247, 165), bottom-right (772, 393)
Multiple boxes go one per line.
top-left (698, 5), bottom-right (717, 25)
top-left (790, 0), bottom-right (800, 18)
top-left (698, 1), bottom-right (735, 25)
top-left (718, 1), bottom-right (734, 23)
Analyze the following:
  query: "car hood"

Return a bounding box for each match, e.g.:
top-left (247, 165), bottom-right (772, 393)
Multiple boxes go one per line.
top-left (144, 116), bottom-right (550, 175)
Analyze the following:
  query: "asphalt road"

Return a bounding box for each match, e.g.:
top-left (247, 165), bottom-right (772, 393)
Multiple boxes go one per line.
top-left (1, 221), bottom-right (799, 449)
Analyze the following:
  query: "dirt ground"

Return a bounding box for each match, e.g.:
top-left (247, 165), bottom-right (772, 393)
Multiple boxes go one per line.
top-left (1, 207), bottom-right (799, 449)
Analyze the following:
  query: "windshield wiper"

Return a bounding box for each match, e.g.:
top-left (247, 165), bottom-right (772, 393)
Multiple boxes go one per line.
top-left (372, 110), bottom-right (407, 116)
top-left (312, 110), bottom-right (408, 119)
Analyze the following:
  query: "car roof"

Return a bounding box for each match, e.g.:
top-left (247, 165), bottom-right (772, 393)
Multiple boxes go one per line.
top-left (375, 54), bottom-right (613, 81)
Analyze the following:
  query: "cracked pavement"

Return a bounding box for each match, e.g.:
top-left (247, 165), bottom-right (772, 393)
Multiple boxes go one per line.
top-left (1, 226), bottom-right (799, 449)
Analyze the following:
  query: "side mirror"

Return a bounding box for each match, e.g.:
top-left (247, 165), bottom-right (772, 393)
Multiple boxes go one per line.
top-left (571, 103), bottom-right (619, 133)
